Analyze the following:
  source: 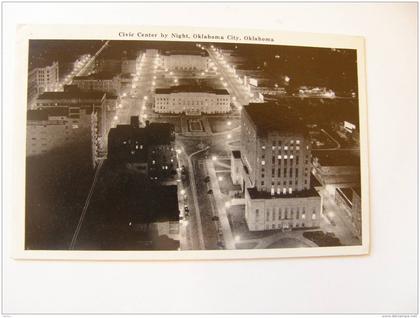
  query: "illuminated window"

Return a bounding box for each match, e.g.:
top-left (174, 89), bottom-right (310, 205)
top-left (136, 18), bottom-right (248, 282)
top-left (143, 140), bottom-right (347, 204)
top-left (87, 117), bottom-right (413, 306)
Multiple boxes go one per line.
top-left (261, 160), bottom-right (265, 165)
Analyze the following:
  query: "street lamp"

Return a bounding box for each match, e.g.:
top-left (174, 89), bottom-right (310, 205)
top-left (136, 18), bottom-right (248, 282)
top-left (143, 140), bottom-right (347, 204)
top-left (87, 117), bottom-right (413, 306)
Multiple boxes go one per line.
top-left (180, 189), bottom-right (186, 195)
top-left (212, 155), bottom-right (217, 161)
top-left (234, 235), bottom-right (240, 242)
top-left (218, 176), bottom-right (224, 181)
top-left (227, 121), bottom-right (232, 126)
top-left (227, 134), bottom-right (232, 139)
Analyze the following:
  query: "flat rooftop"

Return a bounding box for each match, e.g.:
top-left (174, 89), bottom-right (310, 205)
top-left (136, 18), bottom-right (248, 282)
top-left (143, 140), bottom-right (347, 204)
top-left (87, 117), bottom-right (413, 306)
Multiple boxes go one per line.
top-left (243, 102), bottom-right (308, 136)
top-left (232, 150), bottom-right (241, 159)
top-left (155, 85), bottom-right (229, 95)
top-left (37, 90), bottom-right (106, 101)
top-left (162, 50), bottom-right (208, 57)
top-left (313, 150), bottom-right (360, 167)
top-left (27, 108), bottom-right (68, 121)
top-left (109, 121), bottom-right (175, 146)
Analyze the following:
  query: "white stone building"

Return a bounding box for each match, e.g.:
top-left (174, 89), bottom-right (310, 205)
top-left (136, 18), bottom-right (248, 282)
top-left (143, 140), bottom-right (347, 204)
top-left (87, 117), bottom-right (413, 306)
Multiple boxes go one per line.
top-left (161, 50), bottom-right (209, 71)
top-left (154, 85), bottom-right (230, 115)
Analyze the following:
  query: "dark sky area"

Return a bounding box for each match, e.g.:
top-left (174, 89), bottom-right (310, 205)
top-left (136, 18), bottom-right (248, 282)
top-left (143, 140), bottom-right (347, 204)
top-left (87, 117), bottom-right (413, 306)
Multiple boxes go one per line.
top-left (28, 39), bottom-right (358, 94)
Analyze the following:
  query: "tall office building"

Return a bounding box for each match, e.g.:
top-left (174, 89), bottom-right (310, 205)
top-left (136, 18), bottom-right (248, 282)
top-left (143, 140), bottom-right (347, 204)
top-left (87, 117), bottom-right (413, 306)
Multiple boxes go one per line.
top-left (35, 87), bottom-right (116, 163)
top-left (232, 102), bottom-right (322, 231)
top-left (27, 61), bottom-right (60, 108)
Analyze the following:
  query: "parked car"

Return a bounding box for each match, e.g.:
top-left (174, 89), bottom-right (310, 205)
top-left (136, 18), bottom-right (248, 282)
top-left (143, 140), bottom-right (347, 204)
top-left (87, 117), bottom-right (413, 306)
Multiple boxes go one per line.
top-left (207, 189), bottom-right (213, 194)
top-left (211, 216), bottom-right (219, 221)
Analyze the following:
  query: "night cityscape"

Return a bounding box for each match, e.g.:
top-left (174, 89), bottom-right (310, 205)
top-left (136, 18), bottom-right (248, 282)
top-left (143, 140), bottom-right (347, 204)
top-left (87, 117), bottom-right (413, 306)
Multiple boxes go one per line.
top-left (25, 39), bottom-right (362, 251)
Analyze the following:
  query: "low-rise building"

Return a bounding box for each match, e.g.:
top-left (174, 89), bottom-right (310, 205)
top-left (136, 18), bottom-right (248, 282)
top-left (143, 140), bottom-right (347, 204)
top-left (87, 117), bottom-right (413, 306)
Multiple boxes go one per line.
top-left (108, 117), bottom-right (176, 180)
top-left (72, 72), bottom-right (121, 95)
top-left (121, 52), bottom-right (141, 74)
top-left (312, 150), bottom-right (360, 187)
top-left (132, 185), bottom-right (180, 242)
top-left (94, 58), bottom-right (121, 74)
top-left (162, 50), bottom-right (209, 71)
top-left (154, 85), bottom-right (230, 115)
top-left (232, 102), bottom-right (322, 231)
top-left (335, 187), bottom-right (362, 239)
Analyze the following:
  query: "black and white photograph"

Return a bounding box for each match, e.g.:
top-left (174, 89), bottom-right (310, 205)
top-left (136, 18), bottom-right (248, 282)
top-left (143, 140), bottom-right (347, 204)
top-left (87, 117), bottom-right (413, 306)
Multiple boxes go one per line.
top-left (3, 3), bottom-right (418, 314)
top-left (19, 26), bottom-right (369, 259)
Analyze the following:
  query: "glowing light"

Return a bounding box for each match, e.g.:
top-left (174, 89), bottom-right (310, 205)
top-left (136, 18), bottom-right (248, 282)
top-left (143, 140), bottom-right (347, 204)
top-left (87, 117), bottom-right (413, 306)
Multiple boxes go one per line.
top-left (227, 134), bottom-right (232, 139)
top-left (212, 155), bottom-right (217, 161)
top-left (218, 176), bottom-right (224, 181)
top-left (227, 121), bottom-right (232, 126)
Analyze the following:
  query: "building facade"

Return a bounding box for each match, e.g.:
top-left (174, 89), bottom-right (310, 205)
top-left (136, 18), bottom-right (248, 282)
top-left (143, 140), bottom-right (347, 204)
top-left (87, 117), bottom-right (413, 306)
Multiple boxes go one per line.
top-left (161, 50), bottom-right (209, 71)
top-left (108, 117), bottom-right (176, 181)
top-left (312, 150), bottom-right (360, 187)
top-left (35, 87), bottom-right (115, 163)
top-left (154, 86), bottom-right (231, 115)
top-left (233, 102), bottom-right (322, 231)
top-left (26, 107), bottom-right (92, 157)
top-left (72, 72), bottom-right (121, 95)
top-left (27, 62), bottom-right (60, 108)
top-left (335, 187), bottom-right (362, 239)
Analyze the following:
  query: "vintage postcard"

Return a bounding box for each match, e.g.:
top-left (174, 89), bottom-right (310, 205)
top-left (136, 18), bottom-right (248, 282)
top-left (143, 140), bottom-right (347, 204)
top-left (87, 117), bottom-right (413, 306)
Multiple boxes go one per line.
top-left (13, 25), bottom-right (369, 260)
